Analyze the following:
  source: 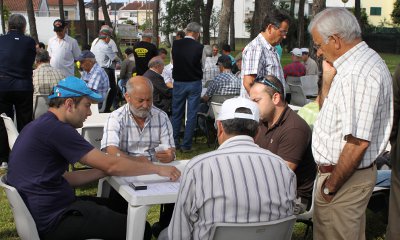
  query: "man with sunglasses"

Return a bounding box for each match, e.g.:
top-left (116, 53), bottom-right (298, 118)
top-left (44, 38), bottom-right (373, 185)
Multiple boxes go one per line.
top-left (309, 8), bottom-right (393, 240)
top-left (250, 75), bottom-right (316, 215)
top-left (241, 9), bottom-right (290, 98)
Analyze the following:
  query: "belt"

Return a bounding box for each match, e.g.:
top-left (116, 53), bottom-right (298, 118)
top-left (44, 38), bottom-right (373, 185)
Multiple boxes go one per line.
top-left (317, 162), bottom-right (375, 174)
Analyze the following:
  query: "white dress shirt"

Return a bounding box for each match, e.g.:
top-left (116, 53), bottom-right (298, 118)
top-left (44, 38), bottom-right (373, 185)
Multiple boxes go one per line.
top-left (48, 34), bottom-right (81, 77)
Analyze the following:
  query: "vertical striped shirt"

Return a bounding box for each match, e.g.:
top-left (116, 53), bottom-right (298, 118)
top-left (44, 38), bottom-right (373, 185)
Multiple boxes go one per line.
top-left (312, 41), bottom-right (393, 168)
top-left (168, 135), bottom-right (296, 240)
top-left (240, 33), bottom-right (285, 97)
top-left (101, 104), bottom-right (175, 161)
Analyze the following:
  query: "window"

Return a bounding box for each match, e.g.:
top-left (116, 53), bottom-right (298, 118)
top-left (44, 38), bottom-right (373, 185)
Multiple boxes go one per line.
top-left (370, 7), bottom-right (381, 16)
top-left (64, 11), bottom-right (69, 19)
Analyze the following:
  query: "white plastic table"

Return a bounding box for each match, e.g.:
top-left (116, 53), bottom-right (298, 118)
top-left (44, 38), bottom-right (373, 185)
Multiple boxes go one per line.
top-left (98, 160), bottom-right (189, 240)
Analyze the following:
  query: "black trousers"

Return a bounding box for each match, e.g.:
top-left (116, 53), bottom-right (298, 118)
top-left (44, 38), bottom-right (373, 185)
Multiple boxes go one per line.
top-left (0, 91), bottom-right (33, 160)
top-left (42, 196), bottom-right (152, 240)
top-left (103, 68), bottom-right (117, 113)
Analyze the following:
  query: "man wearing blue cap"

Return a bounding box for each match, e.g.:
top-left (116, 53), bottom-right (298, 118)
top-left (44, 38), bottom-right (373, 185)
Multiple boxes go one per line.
top-left (6, 76), bottom-right (181, 240)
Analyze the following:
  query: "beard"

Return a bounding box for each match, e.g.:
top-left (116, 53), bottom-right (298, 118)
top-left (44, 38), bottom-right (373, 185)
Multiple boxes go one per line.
top-left (130, 105), bottom-right (150, 118)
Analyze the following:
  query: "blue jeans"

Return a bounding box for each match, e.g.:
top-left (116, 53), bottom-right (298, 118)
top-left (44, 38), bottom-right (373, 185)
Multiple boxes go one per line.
top-left (172, 81), bottom-right (202, 150)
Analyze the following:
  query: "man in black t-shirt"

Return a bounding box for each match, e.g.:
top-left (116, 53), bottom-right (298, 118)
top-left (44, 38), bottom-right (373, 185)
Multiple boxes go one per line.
top-left (133, 30), bottom-right (158, 75)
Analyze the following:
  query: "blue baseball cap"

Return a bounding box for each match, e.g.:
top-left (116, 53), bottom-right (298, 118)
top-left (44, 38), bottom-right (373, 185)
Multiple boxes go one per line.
top-left (48, 76), bottom-right (103, 102)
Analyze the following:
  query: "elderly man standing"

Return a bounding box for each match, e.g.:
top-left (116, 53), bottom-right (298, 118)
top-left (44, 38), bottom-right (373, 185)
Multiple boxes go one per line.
top-left (301, 48), bottom-right (319, 75)
top-left (309, 8), bottom-right (393, 240)
top-left (164, 97), bottom-right (296, 240)
top-left (133, 31), bottom-right (158, 75)
top-left (143, 57), bottom-right (172, 115)
top-left (91, 29), bottom-right (119, 112)
top-left (250, 75), bottom-right (316, 214)
top-left (211, 44), bottom-right (221, 63)
top-left (241, 9), bottom-right (290, 97)
top-left (101, 76), bottom-right (176, 237)
top-left (33, 49), bottom-right (65, 107)
top-left (202, 45), bottom-right (220, 86)
top-left (7, 76), bottom-right (180, 240)
top-left (78, 50), bottom-right (110, 103)
top-left (0, 14), bottom-right (36, 168)
top-left (283, 48), bottom-right (306, 79)
top-left (171, 22), bottom-right (204, 152)
top-left (48, 19), bottom-right (81, 77)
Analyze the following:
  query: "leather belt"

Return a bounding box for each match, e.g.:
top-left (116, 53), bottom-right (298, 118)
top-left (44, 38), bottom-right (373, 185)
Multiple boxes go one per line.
top-left (317, 162), bottom-right (375, 174)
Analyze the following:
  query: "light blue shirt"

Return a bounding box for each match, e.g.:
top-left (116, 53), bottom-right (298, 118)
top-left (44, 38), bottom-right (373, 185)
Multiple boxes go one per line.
top-left (90, 39), bottom-right (116, 69)
top-left (81, 63), bottom-right (110, 100)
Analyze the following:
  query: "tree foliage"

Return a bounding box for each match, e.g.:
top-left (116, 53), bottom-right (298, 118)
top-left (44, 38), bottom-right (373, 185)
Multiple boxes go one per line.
top-left (392, 0), bottom-right (400, 25)
top-left (161, 0), bottom-right (195, 39)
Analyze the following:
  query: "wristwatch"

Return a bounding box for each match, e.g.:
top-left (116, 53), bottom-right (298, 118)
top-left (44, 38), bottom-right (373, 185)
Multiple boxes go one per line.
top-left (323, 186), bottom-right (336, 195)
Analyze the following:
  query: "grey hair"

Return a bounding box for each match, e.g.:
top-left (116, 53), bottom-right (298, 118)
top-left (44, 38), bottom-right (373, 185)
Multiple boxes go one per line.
top-left (212, 44), bottom-right (219, 49)
top-left (186, 22), bottom-right (201, 33)
top-left (308, 8), bottom-right (361, 43)
top-left (126, 77), bottom-right (154, 94)
top-left (35, 49), bottom-right (50, 63)
top-left (148, 56), bottom-right (164, 68)
top-left (8, 14), bottom-right (26, 32)
top-left (203, 45), bottom-right (212, 57)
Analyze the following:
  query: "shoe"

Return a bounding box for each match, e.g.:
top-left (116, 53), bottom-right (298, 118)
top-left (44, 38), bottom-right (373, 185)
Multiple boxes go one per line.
top-left (151, 222), bottom-right (163, 238)
top-left (0, 162), bottom-right (8, 170)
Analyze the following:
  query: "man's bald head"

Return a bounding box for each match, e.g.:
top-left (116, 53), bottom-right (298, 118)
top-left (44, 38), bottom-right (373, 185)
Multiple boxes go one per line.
top-left (126, 76), bottom-right (154, 94)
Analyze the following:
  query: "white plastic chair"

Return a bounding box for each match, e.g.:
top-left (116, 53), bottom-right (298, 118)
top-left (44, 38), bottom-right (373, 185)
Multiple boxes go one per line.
top-left (210, 215), bottom-right (297, 240)
top-left (90, 103), bottom-right (100, 115)
top-left (81, 125), bottom-right (104, 149)
top-left (0, 175), bottom-right (41, 240)
top-left (33, 94), bottom-right (49, 119)
top-left (286, 76), bottom-right (301, 85)
top-left (1, 113), bottom-right (19, 149)
top-left (300, 75), bottom-right (319, 97)
top-left (210, 102), bottom-right (222, 120)
top-left (99, 88), bottom-right (111, 113)
top-left (296, 178), bottom-right (317, 238)
top-left (288, 83), bottom-right (310, 107)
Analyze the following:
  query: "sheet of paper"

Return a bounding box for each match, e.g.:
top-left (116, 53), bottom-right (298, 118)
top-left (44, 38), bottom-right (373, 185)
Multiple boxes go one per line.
top-left (125, 181), bottom-right (181, 196)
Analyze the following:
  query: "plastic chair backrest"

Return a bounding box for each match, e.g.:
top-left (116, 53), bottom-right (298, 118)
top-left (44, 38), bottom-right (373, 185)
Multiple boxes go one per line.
top-left (1, 113), bottom-right (19, 149)
top-left (81, 125), bottom-right (104, 149)
top-left (296, 178), bottom-right (317, 222)
top-left (99, 88), bottom-right (111, 113)
top-left (210, 102), bottom-right (222, 120)
top-left (288, 83), bottom-right (307, 107)
top-left (33, 94), bottom-right (49, 119)
top-left (300, 75), bottom-right (318, 97)
top-left (90, 103), bottom-right (100, 115)
top-left (210, 215), bottom-right (297, 240)
top-left (286, 76), bottom-right (301, 85)
top-left (0, 175), bottom-right (40, 240)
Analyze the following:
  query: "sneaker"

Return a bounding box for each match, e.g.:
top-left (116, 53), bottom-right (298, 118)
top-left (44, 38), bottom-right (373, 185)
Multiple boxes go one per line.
top-left (0, 162), bottom-right (8, 170)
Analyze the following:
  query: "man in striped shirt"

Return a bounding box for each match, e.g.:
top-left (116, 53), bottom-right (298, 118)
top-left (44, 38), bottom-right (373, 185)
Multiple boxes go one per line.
top-left (309, 8), bottom-right (393, 240)
top-left (241, 9), bottom-right (290, 98)
top-left (166, 97), bottom-right (296, 240)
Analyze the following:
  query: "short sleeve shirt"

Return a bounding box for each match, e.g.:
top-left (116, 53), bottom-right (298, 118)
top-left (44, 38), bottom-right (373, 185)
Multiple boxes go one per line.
top-left (205, 71), bottom-right (241, 97)
top-left (7, 112), bottom-right (94, 235)
top-left (81, 63), bottom-right (110, 100)
top-left (101, 104), bottom-right (175, 160)
top-left (48, 34), bottom-right (81, 77)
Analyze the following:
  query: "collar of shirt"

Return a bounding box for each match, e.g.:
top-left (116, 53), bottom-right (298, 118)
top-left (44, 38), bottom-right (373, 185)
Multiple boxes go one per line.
top-left (262, 105), bottom-right (290, 133)
top-left (333, 41), bottom-right (367, 72)
top-left (218, 135), bottom-right (255, 149)
top-left (36, 62), bottom-right (52, 70)
top-left (184, 36), bottom-right (195, 40)
top-left (257, 33), bottom-right (276, 53)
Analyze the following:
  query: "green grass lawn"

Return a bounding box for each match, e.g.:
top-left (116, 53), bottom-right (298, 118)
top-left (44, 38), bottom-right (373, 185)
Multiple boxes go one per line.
top-left (1, 50), bottom-right (398, 239)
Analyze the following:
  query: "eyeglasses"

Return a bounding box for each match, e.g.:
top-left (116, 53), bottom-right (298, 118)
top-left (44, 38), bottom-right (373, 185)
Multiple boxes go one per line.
top-left (255, 77), bottom-right (282, 94)
top-left (273, 25), bottom-right (288, 36)
top-left (313, 35), bottom-right (333, 50)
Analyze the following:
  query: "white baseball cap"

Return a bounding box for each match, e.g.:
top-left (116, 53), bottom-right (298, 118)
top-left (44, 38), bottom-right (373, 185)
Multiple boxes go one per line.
top-left (217, 97), bottom-right (259, 122)
top-left (301, 48), bottom-right (309, 53)
top-left (290, 48), bottom-right (302, 57)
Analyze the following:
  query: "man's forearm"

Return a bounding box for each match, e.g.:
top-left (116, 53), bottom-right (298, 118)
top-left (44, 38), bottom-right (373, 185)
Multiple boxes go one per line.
top-left (325, 135), bottom-right (370, 192)
top-left (243, 75), bottom-right (256, 94)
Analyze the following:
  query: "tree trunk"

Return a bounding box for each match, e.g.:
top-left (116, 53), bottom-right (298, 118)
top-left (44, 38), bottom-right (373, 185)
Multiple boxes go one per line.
top-left (218, 0), bottom-right (232, 50)
top-left (297, 0), bottom-right (306, 47)
top-left (78, 0), bottom-right (87, 46)
top-left (193, 0), bottom-right (201, 23)
top-left (310, 0), bottom-right (326, 68)
top-left (26, 0), bottom-right (38, 43)
top-left (0, 0), bottom-right (5, 34)
top-left (201, 0), bottom-right (213, 45)
top-left (229, 1), bottom-right (235, 51)
top-left (152, 0), bottom-right (159, 47)
top-left (250, 0), bottom-right (273, 40)
top-left (59, 0), bottom-right (64, 20)
top-left (290, 0), bottom-right (295, 17)
top-left (355, 0), bottom-right (362, 30)
top-left (93, 0), bottom-right (99, 34)
top-left (100, 0), bottom-right (122, 59)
